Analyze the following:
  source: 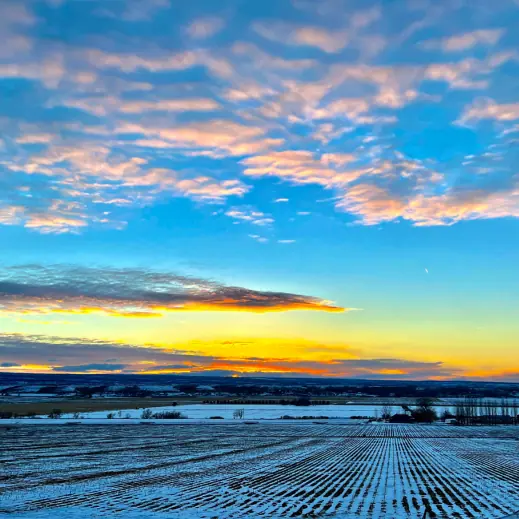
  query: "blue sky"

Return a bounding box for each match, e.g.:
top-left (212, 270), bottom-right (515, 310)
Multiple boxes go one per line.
top-left (0, 0), bottom-right (518, 379)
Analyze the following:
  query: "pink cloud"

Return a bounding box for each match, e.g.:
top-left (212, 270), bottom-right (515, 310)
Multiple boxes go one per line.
top-left (254, 22), bottom-right (351, 53)
top-left (186, 17), bottom-right (225, 39)
top-left (423, 29), bottom-right (504, 52)
top-left (458, 98), bottom-right (519, 124)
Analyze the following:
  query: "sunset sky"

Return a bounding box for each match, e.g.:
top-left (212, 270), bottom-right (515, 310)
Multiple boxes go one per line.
top-left (0, 0), bottom-right (518, 380)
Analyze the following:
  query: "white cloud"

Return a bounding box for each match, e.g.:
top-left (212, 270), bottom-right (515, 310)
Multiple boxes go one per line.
top-left (226, 207), bottom-right (274, 226)
top-left (249, 234), bottom-right (269, 243)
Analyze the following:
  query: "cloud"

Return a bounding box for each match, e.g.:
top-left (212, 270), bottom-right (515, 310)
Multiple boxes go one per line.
top-left (337, 183), bottom-right (407, 225)
top-left (404, 188), bottom-right (519, 226)
top-left (84, 49), bottom-right (198, 74)
top-left (53, 363), bottom-right (127, 372)
top-left (0, 0), bottom-right (35, 61)
top-left (242, 151), bottom-right (364, 187)
top-left (56, 94), bottom-right (221, 117)
top-left (2, 332), bottom-right (517, 381)
top-left (242, 147), bottom-right (519, 226)
top-left (0, 199), bottom-right (90, 235)
top-left (173, 176), bottom-right (249, 201)
top-left (0, 333), bottom-right (216, 368)
top-left (249, 234), bottom-right (268, 243)
top-left (0, 333), bottom-right (459, 378)
top-left (117, 119), bottom-right (283, 157)
top-left (96, 0), bottom-right (170, 21)
top-left (458, 97), bottom-right (519, 124)
top-left (253, 22), bottom-right (350, 53)
top-left (0, 57), bottom-right (66, 89)
top-left (226, 207), bottom-right (274, 226)
top-left (336, 179), bottom-right (519, 226)
top-left (186, 17), bottom-right (225, 39)
top-left (0, 265), bottom-right (345, 315)
top-left (423, 29), bottom-right (504, 52)
top-left (16, 133), bottom-right (54, 144)
top-left (116, 98), bottom-right (221, 114)
top-left (2, 141), bottom-right (250, 233)
top-left (1, 0), bottom-right (519, 236)
top-left (231, 42), bottom-right (316, 71)
top-left (423, 52), bottom-right (518, 90)
top-left (0, 362), bottom-right (20, 367)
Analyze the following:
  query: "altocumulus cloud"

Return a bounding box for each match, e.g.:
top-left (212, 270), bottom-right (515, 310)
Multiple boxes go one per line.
top-left (0, 265), bottom-right (345, 316)
top-left (1, 0), bottom-right (519, 233)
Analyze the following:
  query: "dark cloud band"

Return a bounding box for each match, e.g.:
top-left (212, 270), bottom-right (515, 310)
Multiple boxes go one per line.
top-left (0, 265), bottom-right (344, 314)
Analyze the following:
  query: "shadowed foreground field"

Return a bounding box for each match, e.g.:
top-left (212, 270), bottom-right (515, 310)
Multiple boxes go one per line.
top-left (1, 424), bottom-right (518, 518)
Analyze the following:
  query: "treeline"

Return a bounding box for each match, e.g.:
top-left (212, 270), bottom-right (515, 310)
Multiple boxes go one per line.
top-left (202, 398), bottom-right (330, 406)
top-left (454, 397), bottom-right (519, 425)
top-left (192, 384), bottom-right (519, 399)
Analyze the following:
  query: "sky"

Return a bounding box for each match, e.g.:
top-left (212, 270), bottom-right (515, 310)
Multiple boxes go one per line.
top-left (0, 0), bottom-right (518, 381)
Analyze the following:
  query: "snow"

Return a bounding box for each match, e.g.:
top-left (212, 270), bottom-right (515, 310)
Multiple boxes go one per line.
top-left (24, 403), bottom-right (456, 421)
top-left (55, 403), bottom-right (391, 420)
top-left (1, 423), bottom-right (518, 519)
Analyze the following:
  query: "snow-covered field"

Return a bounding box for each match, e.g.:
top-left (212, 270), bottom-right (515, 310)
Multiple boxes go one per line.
top-left (1, 423), bottom-right (518, 518)
top-left (55, 403), bottom-right (412, 420)
top-left (39, 403), bottom-right (457, 420)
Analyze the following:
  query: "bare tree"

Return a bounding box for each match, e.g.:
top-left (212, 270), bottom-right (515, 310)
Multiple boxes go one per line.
top-left (500, 398), bottom-right (510, 422)
top-left (511, 399), bottom-right (518, 425)
top-left (141, 409), bottom-right (153, 419)
top-left (233, 408), bottom-right (245, 420)
top-left (381, 405), bottom-right (393, 421)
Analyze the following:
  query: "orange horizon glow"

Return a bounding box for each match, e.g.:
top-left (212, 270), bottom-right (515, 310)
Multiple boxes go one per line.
top-left (1, 354), bottom-right (515, 381)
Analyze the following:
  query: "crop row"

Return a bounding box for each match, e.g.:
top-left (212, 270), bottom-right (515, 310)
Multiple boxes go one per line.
top-left (1, 424), bottom-right (518, 518)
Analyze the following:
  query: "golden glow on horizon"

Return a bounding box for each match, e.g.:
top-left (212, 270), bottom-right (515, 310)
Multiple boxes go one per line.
top-left (2, 308), bottom-right (518, 380)
top-left (2, 362), bottom-right (515, 380)
top-left (1, 364), bottom-right (54, 372)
